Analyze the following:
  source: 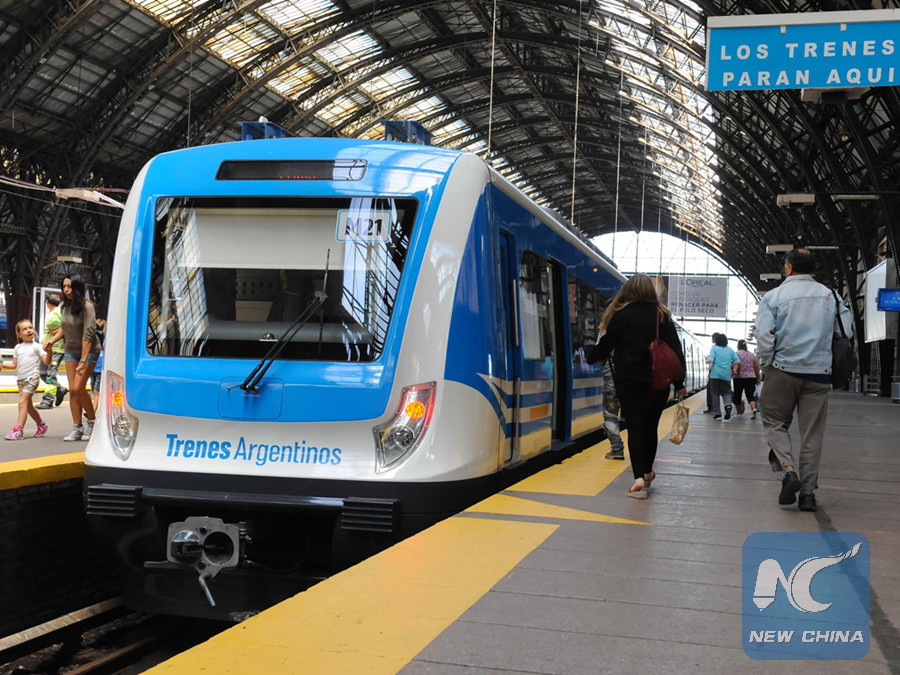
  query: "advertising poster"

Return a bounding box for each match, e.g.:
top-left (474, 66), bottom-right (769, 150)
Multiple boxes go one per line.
top-left (669, 276), bottom-right (728, 318)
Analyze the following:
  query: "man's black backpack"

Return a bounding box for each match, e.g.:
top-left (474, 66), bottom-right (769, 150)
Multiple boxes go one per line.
top-left (831, 290), bottom-right (856, 389)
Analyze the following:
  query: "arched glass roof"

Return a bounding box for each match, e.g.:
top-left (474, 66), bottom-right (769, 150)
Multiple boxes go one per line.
top-left (0, 0), bottom-right (897, 307)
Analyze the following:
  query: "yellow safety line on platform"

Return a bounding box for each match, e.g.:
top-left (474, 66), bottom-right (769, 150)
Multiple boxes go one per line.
top-left (147, 392), bottom-right (708, 673)
top-left (507, 435), bottom-right (630, 496)
top-left (147, 517), bottom-right (557, 674)
top-left (466, 493), bottom-right (649, 525)
top-left (0, 387), bottom-right (60, 394)
top-left (509, 391), bottom-right (706, 496)
top-left (0, 452), bottom-right (84, 490)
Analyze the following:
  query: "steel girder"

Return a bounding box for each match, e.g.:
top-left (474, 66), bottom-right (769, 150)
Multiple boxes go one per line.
top-left (0, 0), bottom-right (897, 332)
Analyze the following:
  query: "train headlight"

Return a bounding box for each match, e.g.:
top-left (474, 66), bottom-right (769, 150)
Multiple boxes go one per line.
top-left (106, 370), bottom-right (139, 461)
top-left (373, 381), bottom-right (436, 473)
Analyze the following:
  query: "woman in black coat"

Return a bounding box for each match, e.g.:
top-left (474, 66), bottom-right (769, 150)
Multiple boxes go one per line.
top-left (589, 274), bottom-right (686, 498)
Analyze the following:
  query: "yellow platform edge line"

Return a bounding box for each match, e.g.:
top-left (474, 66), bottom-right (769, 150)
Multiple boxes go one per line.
top-left (0, 387), bottom-right (92, 395)
top-left (467, 493), bottom-right (650, 526)
top-left (511, 390), bottom-right (706, 497)
top-left (0, 452), bottom-right (85, 490)
top-left (147, 517), bottom-right (558, 674)
top-left (508, 432), bottom-right (631, 496)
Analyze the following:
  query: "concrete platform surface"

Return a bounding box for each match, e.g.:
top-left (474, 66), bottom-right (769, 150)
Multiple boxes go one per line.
top-left (0, 399), bottom-right (90, 461)
top-left (144, 390), bottom-right (898, 674)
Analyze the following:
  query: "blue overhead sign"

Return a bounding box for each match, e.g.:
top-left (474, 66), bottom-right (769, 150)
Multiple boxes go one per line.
top-left (877, 288), bottom-right (900, 311)
top-left (706, 9), bottom-right (900, 91)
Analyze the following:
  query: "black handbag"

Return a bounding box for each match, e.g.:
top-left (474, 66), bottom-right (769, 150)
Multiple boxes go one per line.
top-left (830, 290), bottom-right (857, 389)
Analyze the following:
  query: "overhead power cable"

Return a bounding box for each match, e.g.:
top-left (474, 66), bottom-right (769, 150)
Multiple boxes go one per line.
top-left (0, 175), bottom-right (126, 209)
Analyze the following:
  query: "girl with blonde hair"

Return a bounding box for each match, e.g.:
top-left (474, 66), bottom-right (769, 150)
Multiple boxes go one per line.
top-left (2, 319), bottom-right (50, 440)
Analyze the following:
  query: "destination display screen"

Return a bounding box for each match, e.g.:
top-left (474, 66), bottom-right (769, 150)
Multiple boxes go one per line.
top-left (216, 159), bottom-right (367, 181)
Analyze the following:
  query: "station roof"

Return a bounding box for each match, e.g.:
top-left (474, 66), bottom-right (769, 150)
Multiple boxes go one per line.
top-left (0, 0), bottom-right (897, 301)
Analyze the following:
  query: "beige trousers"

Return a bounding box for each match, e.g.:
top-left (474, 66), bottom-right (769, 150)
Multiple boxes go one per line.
top-left (759, 366), bottom-right (830, 493)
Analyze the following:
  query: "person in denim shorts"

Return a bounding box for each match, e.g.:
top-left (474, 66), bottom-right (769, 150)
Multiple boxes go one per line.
top-left (43, 276), bottom-right (102, 441)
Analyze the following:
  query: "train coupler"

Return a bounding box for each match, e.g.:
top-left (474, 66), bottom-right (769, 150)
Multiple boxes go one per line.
top-left (144, 516), bottom-right (244, 607)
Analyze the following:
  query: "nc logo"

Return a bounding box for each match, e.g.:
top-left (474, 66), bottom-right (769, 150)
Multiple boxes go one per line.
top-left (753, 543), bottom-right (862, 613)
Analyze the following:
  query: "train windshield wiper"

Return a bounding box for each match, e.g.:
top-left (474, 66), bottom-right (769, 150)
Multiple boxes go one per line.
top-left (234, 251), bottom-right (330, 394)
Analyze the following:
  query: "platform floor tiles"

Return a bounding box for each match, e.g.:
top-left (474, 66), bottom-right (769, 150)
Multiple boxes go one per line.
top-left (130, 393), bottom-right (900, 673)
top-left (0, 400), bottom-right (88, 461)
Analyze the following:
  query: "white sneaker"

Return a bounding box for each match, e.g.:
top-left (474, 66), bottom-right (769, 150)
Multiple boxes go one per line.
top-left (64, 425), bottom-right (84, 442)
top-left (733, 413), bottom-right (743, 418)
top-left (82, 421), bottom-right (95, 441)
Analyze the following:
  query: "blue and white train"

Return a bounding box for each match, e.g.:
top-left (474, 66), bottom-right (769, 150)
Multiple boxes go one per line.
top-left (84, 133), bottom-right (707, 619)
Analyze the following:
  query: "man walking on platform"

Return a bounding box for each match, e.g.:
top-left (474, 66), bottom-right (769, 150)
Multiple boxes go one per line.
top-left (755, 248), bottom-right (853, 512)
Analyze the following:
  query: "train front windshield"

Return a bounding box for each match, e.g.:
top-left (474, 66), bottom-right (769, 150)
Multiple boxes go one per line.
top-left (146, 196), bottom-right (417, 362)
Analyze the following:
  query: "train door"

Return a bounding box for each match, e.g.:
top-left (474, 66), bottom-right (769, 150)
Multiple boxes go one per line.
top-left (546, 261), bottom-right (570, 443)
top-left (498, 233), bottom-right (519, 465)
top-left (516, 251), bottom-right (555, 461)
top-left (685, 342), bottom-right (692, 391)
top-left (688, 342), bottom-right (695, 391)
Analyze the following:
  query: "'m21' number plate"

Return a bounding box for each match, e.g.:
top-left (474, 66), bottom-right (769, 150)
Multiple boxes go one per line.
top-left (336, 210), bottom-right (392, 243)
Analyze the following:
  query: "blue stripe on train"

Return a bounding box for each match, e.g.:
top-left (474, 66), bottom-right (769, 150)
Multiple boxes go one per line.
top-left (443, 186), bottom-right (506, 422)
top-left (519, 417), bottom-right (553, 435)
top-left (573, 405), bottom-right (604, 420)
top-left (572, 385), bottom-right (603, 399)
top-left (444, 183), bottom-right (621, 442)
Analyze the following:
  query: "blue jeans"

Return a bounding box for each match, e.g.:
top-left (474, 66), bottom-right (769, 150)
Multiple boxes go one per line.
top-left (64, 350), bottom-right (98, 365)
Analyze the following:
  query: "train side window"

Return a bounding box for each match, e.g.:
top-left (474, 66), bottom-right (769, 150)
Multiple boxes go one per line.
top-left (518, 252), bottom-right (552, 374)
top-left (568, 275), bottom-right (607, 375)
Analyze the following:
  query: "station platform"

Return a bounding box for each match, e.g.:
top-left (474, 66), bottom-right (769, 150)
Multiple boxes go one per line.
top-left (0, 400), bottom-right (85, 460)
top-left (133, 390), bottom-right (897, 674)
top-left (0, 402), bottom-right (84, 489)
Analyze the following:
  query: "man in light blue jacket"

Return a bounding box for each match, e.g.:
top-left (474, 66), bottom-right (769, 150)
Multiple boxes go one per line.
top-left (755, 248), bottom-right (853, 513)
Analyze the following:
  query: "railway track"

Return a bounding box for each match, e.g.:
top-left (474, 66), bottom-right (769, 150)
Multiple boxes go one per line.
top-left (0, 598), bottom-right (225, 674)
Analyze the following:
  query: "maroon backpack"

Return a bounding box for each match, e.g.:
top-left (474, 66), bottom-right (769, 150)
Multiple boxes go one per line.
top-left (649, 309), bottom-right (684, 391)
